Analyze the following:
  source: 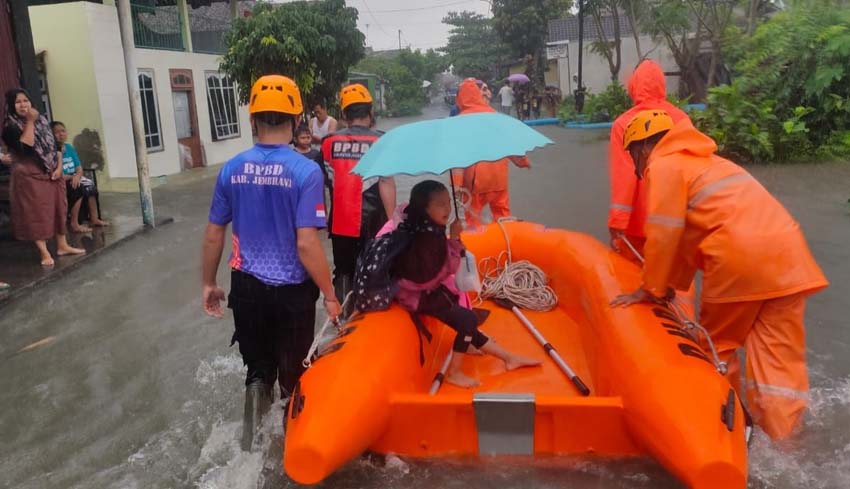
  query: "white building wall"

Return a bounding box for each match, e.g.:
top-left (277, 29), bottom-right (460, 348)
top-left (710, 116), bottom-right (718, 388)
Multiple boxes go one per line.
top-left (31, 2), bottom-right (252, 185)
top-left (133, 49), bottom-right (253, 177)
top-left (84, 3), bottom-right (137, 180)
top-left (560, 36), bottom-right (680, 97)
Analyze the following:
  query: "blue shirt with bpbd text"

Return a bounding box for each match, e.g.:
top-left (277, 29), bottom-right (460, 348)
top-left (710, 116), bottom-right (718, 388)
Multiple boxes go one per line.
top-left (208, 144), bottom-right (326, 286)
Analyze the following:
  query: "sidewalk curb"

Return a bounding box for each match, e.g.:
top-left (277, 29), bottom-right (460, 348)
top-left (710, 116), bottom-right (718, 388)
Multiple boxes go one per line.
top-left (0, 216), bottom-right (174, 310)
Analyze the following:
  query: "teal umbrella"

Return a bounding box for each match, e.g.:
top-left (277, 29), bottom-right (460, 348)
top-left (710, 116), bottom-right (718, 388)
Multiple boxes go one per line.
top-left (350, 112), bottom-right (553, 179)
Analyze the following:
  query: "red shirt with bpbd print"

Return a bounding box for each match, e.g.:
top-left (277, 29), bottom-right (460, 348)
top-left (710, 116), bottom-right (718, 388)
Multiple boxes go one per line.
top-left (320, 125), bottom-right (383, 237)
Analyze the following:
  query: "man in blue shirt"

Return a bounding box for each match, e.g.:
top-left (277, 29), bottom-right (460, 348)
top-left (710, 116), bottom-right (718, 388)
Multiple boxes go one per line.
top-left (201, 75), bottom-right (340, 451)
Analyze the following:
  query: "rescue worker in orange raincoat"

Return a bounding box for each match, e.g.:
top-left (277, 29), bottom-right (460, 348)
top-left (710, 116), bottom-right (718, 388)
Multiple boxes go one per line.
top-left (452, 78), bottom-right (530, 227)
top-left (608, 61), bottom-right (690, 261)
top-left (611, 110), bottom-right (828, 440)
top-left (321, 84), bottom-right (396, 307)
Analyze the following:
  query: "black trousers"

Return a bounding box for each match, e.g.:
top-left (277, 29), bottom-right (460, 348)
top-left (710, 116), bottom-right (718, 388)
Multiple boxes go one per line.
top-left (419, 301), bottom-right (489, 353)
top-left (228, 270), bottom-right (319, 397)
top-left (330, 234), bottom-right (363, 280)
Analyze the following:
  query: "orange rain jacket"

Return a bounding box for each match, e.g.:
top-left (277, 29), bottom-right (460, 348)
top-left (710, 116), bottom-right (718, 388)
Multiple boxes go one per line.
top-left (642, 120), bottom-right (828, 302)
top-left (452, 79), bottom-right (529, 193)
top-left (609, 61), bottom-right (690, 237)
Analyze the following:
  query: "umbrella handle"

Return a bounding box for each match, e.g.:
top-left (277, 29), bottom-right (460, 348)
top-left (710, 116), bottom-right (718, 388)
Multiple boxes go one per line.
top-left (450, 180), bottom-right (465, 223)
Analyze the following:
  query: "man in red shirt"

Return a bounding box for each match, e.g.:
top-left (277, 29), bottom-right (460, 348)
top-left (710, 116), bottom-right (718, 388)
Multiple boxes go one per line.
top-left (321, 84), bottom-right (396, 308)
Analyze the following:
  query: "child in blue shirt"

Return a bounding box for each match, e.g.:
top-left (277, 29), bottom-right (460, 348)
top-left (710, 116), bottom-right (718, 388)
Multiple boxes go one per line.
top-left (51, 121), bottom-right (108, 232)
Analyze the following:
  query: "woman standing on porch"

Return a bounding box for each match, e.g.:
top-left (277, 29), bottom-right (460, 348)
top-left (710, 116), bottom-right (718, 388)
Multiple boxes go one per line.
top-left (2, 88), bottom-right (84, 266)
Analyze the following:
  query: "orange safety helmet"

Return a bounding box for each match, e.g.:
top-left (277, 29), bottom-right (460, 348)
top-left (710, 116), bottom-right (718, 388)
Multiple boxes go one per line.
top-left (340, 83), bottom-right (373, 111)
top-left (623, 109), bottom-right (674, 149)
top-left (249, 75), bottom-right (303, 115)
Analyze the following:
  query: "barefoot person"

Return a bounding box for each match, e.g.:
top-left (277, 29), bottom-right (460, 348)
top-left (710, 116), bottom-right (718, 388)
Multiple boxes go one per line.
top-left (611, 110), bottom-right (828, 439)
top-left (389, 181), bottom-right (539, 387)
top-left (202, 75), bottom-right (340, 450)
top-left (1, 89), bottom-right (84, 266)
top-left (51, 121), bottom-right (108, 232)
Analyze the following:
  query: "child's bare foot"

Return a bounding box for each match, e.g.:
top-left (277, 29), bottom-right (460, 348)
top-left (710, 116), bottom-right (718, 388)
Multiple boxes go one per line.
top-left (91, 219), bottom-right (109, 227)
top-left (504, 355), bottom-right (541, 371)
top-left (57, 245), bottom-right (86, 256)
top-left (70, 223), bottom-right (93, 233)
top-left (445, 371), bottom-right (480, 388)
top-left (40, 255), bottom-right (55, 267)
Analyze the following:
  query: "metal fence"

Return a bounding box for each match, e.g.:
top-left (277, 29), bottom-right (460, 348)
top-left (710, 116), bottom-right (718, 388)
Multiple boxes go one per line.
top-left (187, 4), bottom-right (232, 55)
top-left (191, 30), bottom-right (227, 55)
top-left (131, 1), bottom-right (184, 51)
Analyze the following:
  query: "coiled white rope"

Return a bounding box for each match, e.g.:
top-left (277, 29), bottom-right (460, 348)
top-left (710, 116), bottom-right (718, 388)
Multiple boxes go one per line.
top-left (477, 219), bottom-right (558, 312)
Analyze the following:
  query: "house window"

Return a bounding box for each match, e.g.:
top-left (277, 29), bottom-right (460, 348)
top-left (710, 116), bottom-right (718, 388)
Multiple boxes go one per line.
top-left (205, 73), bottom-right (240, 141)
top-left (138, 69), bottom-right (163, 152)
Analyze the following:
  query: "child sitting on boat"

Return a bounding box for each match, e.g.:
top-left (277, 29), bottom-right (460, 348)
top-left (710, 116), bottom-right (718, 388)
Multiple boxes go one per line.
top-left (359, 180), bottom-right (539, 387)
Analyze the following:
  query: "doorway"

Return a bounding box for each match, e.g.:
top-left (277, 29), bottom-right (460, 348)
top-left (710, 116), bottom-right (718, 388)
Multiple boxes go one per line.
top-left (169, 69), bottom-right (203, 169)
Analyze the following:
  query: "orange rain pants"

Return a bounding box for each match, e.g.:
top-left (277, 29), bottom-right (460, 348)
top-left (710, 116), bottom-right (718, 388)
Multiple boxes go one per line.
top-left (466, 190), bottom-right (510, 228)
top-left (641, 119), bottom-right (828, 439)
top-left (701, 293), bottom-right (810, 439)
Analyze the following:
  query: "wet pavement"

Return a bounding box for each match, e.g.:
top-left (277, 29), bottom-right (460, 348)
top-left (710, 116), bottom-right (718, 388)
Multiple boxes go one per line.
top-left (0, 211), bottom-right (173, 308)
top-left (1, 104), bottom-right (849, 489)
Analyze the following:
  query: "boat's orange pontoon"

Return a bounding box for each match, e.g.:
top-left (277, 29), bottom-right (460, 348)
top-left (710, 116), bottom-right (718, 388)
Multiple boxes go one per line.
top-left (284, 221), bottom-right (748, 488)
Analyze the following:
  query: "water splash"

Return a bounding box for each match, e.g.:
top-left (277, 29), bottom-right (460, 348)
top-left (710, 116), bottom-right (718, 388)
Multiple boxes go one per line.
top-left (749, 377), bottom-right (850, 489)
top-left (196, 354), bottom-right (244, 386)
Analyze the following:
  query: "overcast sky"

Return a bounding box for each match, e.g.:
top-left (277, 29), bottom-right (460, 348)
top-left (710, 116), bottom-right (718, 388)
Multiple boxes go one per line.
top-left (343, 0), bottom-right (493, 52)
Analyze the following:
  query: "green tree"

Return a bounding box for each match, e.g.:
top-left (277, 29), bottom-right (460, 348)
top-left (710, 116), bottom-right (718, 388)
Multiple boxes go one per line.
top-left (638, 0), bottom-right (704, 98)
top-left (220, 0), bottom-right (365, 107)
top-left (586, 0), bottom-right (623, 81)
top-left (442, 11), bottom-right (508, 81)
top-left (355, 49), bottom-right (441, 116)
top-left (491, 0), bottom-right (572, 84)
top-left (695, 6), bottom-right (850, 162)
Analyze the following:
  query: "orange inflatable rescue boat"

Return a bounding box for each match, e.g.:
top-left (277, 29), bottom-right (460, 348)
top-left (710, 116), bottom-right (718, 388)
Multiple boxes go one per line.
top-left (284, 221), bottom-right (749, 488)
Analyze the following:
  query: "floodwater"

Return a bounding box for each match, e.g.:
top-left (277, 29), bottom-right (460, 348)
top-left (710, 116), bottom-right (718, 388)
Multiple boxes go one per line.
top-left (1, 105), bottom-right (849, 489)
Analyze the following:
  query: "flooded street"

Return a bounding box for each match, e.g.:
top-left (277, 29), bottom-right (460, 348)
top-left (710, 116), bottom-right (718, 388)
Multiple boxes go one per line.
top-left (1, 105), bottom-right (849, 489)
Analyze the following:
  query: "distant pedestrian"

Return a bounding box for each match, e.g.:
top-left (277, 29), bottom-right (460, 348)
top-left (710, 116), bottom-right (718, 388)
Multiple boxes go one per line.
top-left (498, 82), bottom-right (514, 116)
top-left (309, 102), bottom-right (337, 146)
top-left (476, 80), bottom-right (492, 104)
top-left (2, 88), bottom-right (85, 266)
top-left (51, 121), bottom-right (108, 233)
top-left (293, 123), bottom-right (331, 194)
top-left (202, 75), bottom-right (339, 451)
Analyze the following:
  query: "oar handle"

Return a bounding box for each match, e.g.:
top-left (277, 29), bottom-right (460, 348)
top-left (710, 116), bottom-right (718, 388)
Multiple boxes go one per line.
top-left (511, 306), bottom-right (591, 397)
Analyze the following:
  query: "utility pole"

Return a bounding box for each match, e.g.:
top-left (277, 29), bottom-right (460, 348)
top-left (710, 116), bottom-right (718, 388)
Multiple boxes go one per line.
top-left (398, 29), bottom-right (402, 50)
top-left (116, 0), bottom-right (155, 227)
top-left (575, 0), bottom-right (586, 113)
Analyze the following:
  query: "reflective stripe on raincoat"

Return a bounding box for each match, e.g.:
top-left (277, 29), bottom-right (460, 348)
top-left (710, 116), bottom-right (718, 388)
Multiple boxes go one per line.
top-left (641, 119), bottom-right (828, 302)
